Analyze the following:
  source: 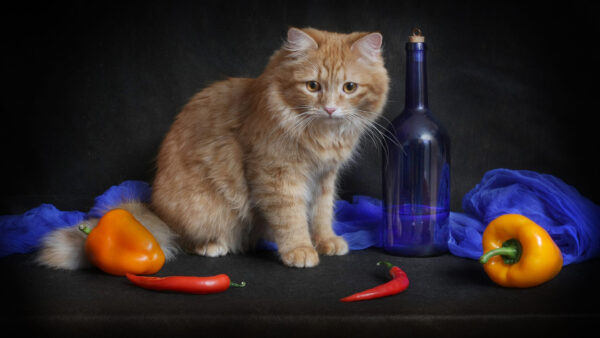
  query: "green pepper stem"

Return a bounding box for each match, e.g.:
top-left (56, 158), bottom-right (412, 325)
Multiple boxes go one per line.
top-left (230, 281), bottom-right (246, 288)
top-left (377, 261), bottom-right (394, 269)
top-left (78, 224), bottom-right (91, 235)
top-left (479, 247), bottom-right (517, 264)
top-left (479, 239), bottom-right (522, 264)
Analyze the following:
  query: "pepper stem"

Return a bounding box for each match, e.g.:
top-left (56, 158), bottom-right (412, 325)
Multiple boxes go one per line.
top-left (377, 261), bottom-right (394, 269)
top-left (479, 239), bottom-right (522, 265)
top-left (78, 224), bottom-right (91, 235)
top-left (230, 281), bottom-right (246, 288)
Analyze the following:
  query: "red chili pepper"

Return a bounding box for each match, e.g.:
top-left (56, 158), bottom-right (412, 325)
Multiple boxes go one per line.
top-left (125, 273), bottom-right (246, 294)
top-left (340, 261), bottom-right (409, 302)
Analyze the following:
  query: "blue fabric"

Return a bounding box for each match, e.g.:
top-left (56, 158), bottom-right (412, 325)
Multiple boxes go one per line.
top-left (87, 180), bottom-right (151, 218)
top-left (333, 196), bottom-right (383, 250)
top-left (0, 180), bottom-right (150, 257)
top-left (2, 170), bottom-right (599, 265)
top-left (448, 169), bottom-right (600, 265)
top-left (0, 204), bottom-right (85, 257)
top-left (329, 169), bottom-right (600, 266)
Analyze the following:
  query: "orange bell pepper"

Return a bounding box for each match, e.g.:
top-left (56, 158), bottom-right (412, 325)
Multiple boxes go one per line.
top-left (79, 208), bottom-right (165, 276)
top-left (479, 214), bottom-right (563, 288)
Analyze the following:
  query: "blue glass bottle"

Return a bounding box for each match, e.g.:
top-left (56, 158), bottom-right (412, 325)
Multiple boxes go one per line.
top-left (381, 29), bottom-right (450, 256)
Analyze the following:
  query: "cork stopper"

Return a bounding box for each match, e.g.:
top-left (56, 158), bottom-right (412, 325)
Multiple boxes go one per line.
top-left (409, 28), bottom-right (425, 43)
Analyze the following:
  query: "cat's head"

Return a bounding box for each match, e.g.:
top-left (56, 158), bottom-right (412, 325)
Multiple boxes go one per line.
top-left (265, 27), bottom-right (389, 131)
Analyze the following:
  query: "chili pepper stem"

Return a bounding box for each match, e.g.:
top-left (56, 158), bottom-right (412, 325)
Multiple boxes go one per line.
top-left (230, 281), bottom-right (246, 288)
top-left (78, 224), bottom-right (91, 235)
top-left (479, 239), bottom-right (522, 265)
top-left (377, 261), bottom-right (394, 269)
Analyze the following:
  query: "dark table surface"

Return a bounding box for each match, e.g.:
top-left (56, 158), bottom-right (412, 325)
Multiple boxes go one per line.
top-left (2, 247), bottom-right (599, 337)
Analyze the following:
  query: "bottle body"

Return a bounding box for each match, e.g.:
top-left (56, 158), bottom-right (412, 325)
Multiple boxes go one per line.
top-left (382, 110), bottom-right (450, 256)
top-left (380, 37), bottom-right (450, 256)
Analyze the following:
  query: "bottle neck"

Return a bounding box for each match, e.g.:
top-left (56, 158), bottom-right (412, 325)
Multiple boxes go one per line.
top-left (405, 42), bottom-right (428, 110)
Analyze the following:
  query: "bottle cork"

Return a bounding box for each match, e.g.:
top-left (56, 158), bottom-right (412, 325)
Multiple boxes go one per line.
top-left (409, 28), bottom-right (425, 43)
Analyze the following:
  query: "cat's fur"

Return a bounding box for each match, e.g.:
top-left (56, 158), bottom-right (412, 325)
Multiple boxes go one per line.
top-left (37, 27), bottom-right (389, 269)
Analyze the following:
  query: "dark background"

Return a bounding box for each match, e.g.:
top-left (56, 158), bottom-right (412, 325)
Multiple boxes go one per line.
top-left (2, 0), bottom-right (598, 215)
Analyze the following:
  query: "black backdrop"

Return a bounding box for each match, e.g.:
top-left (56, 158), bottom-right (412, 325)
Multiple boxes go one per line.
top-left (2, 0), bottom-right (599, 215)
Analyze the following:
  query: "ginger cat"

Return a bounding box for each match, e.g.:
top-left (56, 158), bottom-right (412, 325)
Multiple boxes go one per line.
top-left (37, 27), bottom-right (389, 269)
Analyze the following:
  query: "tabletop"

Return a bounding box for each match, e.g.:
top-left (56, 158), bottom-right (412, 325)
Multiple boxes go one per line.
top-left (2, 247), bottom-right (599, 337)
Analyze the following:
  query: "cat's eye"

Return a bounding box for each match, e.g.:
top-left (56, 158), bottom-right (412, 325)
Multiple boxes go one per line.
top-left (306, 81), bottom-right (321, 92)
top-left (343, 82), bottom-right (358, 94)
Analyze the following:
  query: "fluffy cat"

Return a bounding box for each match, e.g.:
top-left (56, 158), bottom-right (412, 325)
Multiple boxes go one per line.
top-left (37, 27), bottom-right (389, 269)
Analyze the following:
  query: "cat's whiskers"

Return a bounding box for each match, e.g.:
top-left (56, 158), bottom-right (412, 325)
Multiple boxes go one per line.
top-left (343, 110), bottom-right (400, 161)
top-left (286, 106), bottom-right (398, 159)
top-left (277, 108), bottom-right (319, 151)
top-left (346, 112), bottom-right (384, 152)
top-left (353, 108), bottom-right (401, 148)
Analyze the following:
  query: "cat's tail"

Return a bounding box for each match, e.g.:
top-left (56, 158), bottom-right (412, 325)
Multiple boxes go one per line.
top-left (36, 202), bottom-right (179, 270)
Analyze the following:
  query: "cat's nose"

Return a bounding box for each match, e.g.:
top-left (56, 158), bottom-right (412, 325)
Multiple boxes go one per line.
top-left (324, 107), bottom-right (337, 115)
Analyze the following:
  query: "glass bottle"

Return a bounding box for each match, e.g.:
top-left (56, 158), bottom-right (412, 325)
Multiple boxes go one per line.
top-left (381, 29), bottom-right (450, 256)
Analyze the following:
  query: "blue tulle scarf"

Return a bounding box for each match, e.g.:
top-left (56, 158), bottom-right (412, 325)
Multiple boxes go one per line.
top-left (0, 181), bottom-right (151, 257)
top-left (2, 169), bottom-right (599, 265)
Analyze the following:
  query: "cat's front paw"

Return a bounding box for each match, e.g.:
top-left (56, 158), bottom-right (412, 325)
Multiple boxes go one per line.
top-left (281, 246), bottom-right (319, 268)
top-left (194, 242), bottom-right (228, 257)
top-left (316, 236), bottom-right (349, 256)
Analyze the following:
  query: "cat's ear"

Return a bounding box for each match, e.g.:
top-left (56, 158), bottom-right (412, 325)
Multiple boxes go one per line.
top-left (351, 32), bottom-right (383, 62)
top-left (285, 27), bottom-right (318, 53)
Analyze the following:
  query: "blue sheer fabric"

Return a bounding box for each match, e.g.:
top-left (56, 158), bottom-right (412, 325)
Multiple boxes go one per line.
top-left (330, 169), bottom-right (600, 265)
top-left (0, 181), bottom-right (150, 257)
top-left (2, 170), bottom-right (599, 265)
top-left (447, 169), bottom-right (600, 265)
top-left (0, 204), bottom-right (85, 257)
top-left (333, 196), bottom-right (383, 250)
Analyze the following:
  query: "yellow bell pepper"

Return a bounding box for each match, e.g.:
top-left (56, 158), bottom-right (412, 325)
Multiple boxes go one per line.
top-left (479, 214), bottom-right (563, 288)
top-left (79, 209), bottom-right (165, 276)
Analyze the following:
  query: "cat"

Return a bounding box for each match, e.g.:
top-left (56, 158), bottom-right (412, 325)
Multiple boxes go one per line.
top-left (37, 27), bottom-right (390, 269)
